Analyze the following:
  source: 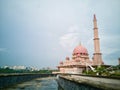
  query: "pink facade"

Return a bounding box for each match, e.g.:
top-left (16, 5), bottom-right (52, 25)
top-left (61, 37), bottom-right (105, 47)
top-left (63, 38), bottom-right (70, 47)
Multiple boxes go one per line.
top-left (57, 15), bottom-right (104, 74)
top-left (58, 44), bottom-right (92, 74)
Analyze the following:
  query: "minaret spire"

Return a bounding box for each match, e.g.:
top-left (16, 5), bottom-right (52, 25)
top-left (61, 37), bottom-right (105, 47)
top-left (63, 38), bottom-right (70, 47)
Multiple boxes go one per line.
top-left (93, 14), bottom-right (104, 65)
top-left (94, 14), bottom-right (97, 21)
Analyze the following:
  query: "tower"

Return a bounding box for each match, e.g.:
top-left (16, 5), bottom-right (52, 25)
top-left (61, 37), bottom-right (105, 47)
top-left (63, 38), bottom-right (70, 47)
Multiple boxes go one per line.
top-left (118, 58), bottom-right (120, 65)
top-left (93, 14), bottom-right (104, 65)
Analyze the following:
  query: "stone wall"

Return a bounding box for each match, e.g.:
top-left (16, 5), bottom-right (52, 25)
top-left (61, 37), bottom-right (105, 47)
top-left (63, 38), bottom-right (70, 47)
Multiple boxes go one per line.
top-left (57, 76), bottom-right (102, 90)
top-left (57, 75), bottom-right (120, 90)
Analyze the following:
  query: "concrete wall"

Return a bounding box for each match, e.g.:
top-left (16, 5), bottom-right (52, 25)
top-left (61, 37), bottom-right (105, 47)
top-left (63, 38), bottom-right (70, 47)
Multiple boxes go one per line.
top-left (0, 74), bottom-right (55, 88)
top-left (57, 75), bottom-right (120, 90)
top-left (57, 76), bottom-right (102, 90)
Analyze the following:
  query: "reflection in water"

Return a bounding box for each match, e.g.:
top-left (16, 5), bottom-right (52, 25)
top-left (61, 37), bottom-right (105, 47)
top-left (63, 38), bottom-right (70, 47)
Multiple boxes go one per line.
top-left (5, 77), bottom-right (61, 90)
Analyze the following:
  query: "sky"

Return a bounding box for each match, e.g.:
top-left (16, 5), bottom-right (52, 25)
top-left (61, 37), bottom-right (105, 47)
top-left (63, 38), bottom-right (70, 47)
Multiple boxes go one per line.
top-left (0, 0), bottom-right (120, 69)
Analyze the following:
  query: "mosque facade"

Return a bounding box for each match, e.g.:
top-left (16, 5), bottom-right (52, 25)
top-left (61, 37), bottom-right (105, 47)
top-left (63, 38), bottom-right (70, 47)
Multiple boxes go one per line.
top-left (57, 15), bottom-right (104, 74)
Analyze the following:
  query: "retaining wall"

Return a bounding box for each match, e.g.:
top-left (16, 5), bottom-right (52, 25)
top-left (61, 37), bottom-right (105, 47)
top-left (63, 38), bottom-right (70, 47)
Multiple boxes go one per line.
top-left (57, 75), bottom-right (120, 90)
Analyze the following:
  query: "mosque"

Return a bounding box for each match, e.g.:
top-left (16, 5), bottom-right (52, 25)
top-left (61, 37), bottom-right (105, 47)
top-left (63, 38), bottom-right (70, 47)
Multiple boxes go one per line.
top-left (57, 15), bottom-right (105, 74)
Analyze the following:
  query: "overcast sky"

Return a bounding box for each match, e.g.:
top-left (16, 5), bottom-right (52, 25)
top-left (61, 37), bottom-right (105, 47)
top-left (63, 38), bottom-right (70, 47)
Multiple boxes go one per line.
top-left (0, 0), bottom-right (120, 69)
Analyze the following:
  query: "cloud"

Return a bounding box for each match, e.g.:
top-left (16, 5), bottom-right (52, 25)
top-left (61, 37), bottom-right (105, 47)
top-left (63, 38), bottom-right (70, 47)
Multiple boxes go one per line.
top-left (59, 25), bottom-right (81, 52)
top-left (101, 35), bottom-right (120, 55)
top-left (0, 48), bottom-right (7, 52)
top-left (102, 48), bottom-right (119, 56)
top-left (59, 33), bottom-right (78, 47)
top-left (67, 25), bottom-right (79, 33)
top-left (103, 50), bottom-right (120, 65)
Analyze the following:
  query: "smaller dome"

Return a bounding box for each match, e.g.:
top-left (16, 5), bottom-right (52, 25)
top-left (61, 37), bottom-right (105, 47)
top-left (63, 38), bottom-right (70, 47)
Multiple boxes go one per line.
top-left (66, 57), bottom-right (70, 60)
top-left (73, 44), bottom-right (88, 54)
top-left (60, 61), bottom-right (63, 65)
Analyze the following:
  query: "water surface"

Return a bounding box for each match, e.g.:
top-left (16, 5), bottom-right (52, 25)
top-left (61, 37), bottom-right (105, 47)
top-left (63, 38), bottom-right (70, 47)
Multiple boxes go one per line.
top-left (5, 77), bottom-right (58, 90)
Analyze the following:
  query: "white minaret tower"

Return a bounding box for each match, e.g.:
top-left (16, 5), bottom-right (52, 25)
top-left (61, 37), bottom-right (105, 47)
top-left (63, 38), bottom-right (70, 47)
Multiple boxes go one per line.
top-left (93, 14), bottom-right (104, 65)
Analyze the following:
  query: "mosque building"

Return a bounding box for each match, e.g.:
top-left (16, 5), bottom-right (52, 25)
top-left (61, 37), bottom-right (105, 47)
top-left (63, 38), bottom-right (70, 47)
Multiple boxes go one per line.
top-left (57, 15), bottom-right (105, 74)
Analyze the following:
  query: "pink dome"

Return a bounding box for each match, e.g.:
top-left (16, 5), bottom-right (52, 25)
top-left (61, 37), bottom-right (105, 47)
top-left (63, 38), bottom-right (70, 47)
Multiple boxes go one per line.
top-left (60, 61), bottom-right (63, 64)
top-left (73, 45), bottom-right (88, 54)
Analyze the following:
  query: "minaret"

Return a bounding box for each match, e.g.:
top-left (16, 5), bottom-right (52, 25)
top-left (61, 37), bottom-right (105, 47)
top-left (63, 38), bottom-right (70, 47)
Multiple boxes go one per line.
top-left (93, 14), bottom-right (104, 65)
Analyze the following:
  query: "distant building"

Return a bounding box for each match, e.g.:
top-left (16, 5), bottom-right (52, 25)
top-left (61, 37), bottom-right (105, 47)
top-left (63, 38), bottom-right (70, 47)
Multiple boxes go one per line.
top-left (3, 66), bottom-right (9, 69)
top-left (11, 66), bottom-right (26, 70)
top-left (26, 66), bottom-right (39, 71)
top-left (2, 65), bottom-right (39, 71)
top-left (118, 58), bottom-right (120, 65)
top-left (56, 15), bottom-right (105, 74)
